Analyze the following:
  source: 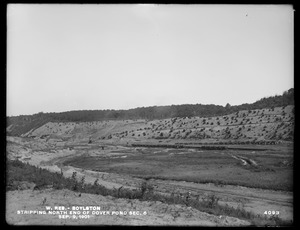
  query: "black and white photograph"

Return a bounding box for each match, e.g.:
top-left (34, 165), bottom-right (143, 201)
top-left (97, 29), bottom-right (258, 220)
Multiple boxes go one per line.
top-left (6, 4), bottom-right (294, 226)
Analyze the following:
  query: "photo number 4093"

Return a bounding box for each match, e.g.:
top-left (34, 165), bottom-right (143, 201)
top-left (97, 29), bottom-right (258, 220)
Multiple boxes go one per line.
top-left (264, 211), bottom-right (280, 216)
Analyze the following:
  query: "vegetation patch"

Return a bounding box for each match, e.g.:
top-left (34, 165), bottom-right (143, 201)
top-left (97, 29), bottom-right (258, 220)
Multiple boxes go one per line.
top-left (62, 149), bottom-right (293, 191)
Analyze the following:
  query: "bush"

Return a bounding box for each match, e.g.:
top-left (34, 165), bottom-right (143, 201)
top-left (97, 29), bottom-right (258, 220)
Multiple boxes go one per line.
top-left (201, 193), bottom-right (220, 208)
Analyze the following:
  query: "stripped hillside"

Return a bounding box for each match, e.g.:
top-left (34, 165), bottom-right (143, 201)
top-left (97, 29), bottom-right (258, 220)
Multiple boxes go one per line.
top-left (21, 105), bottom-right (294, 143)
top-left (6, 89), bottom-right (294, 137)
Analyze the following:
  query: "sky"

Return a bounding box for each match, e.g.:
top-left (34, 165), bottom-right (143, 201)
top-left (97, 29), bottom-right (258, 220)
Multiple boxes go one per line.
top-left (7, 4), bottom-right (294, 116)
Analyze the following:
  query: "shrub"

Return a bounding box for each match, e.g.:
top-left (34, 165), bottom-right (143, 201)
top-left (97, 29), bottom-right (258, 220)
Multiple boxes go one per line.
top-left (202, 193), bottom-right (220, 208)
top-left (140, 181), bottom-right (154, 198)
top-left (71, 172), bottom-right (78, 191)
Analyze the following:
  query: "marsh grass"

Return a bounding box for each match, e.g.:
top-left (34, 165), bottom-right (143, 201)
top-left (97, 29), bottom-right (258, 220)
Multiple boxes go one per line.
top-left (63, 149), bottom-right (293, 192)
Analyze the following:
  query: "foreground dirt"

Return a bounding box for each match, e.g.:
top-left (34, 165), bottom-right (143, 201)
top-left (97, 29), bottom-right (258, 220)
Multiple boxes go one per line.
top-left (6, 189), bottom-right (250, 226)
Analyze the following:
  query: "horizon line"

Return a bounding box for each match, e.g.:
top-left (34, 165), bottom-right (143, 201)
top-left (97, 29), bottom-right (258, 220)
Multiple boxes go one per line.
top-left (7, 88), bottom-right (293, 117)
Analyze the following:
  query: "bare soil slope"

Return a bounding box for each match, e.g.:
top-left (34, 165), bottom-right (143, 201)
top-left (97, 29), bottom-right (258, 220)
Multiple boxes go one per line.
top-left (23, 106), bottom-right (294, 143)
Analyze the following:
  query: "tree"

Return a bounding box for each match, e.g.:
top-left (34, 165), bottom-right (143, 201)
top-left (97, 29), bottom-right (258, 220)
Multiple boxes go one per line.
top-left (225, 103), bottom-right (231, 109)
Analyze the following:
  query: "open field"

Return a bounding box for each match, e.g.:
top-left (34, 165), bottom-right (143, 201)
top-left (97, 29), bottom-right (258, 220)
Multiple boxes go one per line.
top-left (6, 135), bottom-right (293, 225)
top-left (62, 147), bottom-right (293, 191)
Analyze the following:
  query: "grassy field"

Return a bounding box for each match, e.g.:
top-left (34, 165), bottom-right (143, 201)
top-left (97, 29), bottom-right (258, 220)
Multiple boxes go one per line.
top-left (62, 147), bottom-right (293, 191)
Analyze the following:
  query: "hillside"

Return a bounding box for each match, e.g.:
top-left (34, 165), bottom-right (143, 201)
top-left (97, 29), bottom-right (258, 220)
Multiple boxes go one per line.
top-left (7, 89), bottom-right (294, 137)
top-left (19, 105), bottom-right (294, 143)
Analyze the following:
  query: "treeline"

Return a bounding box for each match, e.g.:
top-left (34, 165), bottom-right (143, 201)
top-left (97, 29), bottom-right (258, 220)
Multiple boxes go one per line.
top-left (7, 88), bottom-right (294, 136)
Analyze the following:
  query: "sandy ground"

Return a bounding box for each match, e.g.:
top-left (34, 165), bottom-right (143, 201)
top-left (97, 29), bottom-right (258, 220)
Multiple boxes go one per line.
top-left (6, 189), bottom-right (250, 226)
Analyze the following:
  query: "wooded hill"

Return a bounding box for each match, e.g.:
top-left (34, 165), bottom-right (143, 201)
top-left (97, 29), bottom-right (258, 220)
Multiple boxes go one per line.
top-left (7, 88), bottom-right (294, 137)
